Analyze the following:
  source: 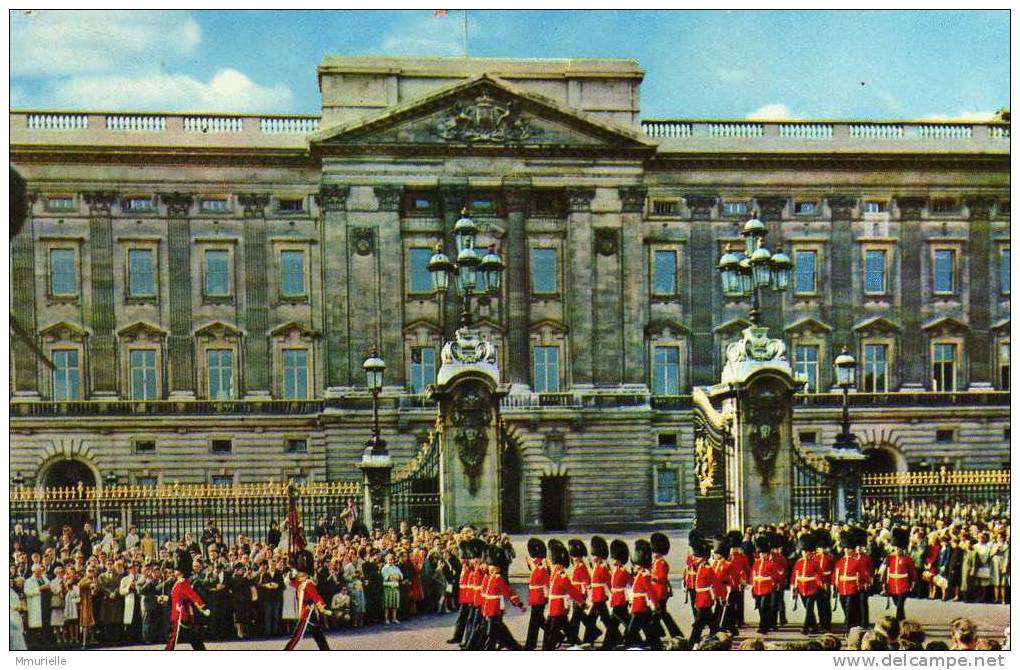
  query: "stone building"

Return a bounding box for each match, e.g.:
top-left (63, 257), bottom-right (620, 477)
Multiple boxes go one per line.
top-left (9, 56), bottom-right (1010, 531)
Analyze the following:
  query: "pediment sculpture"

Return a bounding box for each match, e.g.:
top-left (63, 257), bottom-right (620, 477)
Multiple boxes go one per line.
top-left (434, 92), bottom-right (539, 144)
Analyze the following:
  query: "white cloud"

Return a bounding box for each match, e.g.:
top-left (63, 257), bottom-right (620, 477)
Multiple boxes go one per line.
top-left (746, 103), bottom-right (795, 119)
top-left (379, 12), bottom-right (467, 56)
top-left (717, 68), bottom-right (750, 84)
top-left (17, 69), bottom-right (293, 113)
top-left (920, 111), bottom-right (997, 122)
top-left (11, 10), bottom-right (201, 76)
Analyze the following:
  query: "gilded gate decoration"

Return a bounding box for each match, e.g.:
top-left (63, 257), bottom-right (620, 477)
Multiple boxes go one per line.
top-left (691, 389), bottom-right (732, 536)
top-left (388, 417), bottom-right (441, 528)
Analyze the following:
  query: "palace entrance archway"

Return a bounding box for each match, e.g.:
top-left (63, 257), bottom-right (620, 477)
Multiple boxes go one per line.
top-left (40, 459), bottom-right (96, 532)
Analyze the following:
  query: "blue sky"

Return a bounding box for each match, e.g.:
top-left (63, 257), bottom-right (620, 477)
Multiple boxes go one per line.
top-left (9, 9), bottom-right (1009, 120)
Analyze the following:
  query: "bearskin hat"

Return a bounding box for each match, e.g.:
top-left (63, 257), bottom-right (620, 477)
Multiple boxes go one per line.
top-left (692, 539), bottom-right (711, 560)
top-left (797, 533), bottom-right (817, 553)
top-left (633, 539), bottom-right (653, 569)
top-left (838, 530), bottom-right (855, 551)
top-left (292, 549), bottom-right (315, 575)
top-left (726, 530), bottom-right (744, 548)
top-left (770, 533), bottom-right (786, 550)
top-left (753, 534), bottom-right (771, 554)
top-left (549, 539), bottom-right (569, 567)
top-left (486, 544), bottom-right (509, 572)
top-left (610, 539), bottom-right (630, 564)
top-left (712, 536), bottom-right (730, 557)
top-left (174, 549), bottom-right (193, 579)
top-left (473, 539), bottom-right (490, 563)
top-left (650, 531), bottom-right (670, 555)
top-left (590, 536), bottom-right (609, 560)
top-left (459, 540), bottom-right (475, 560)
top-left (814, 529), bottom-right (834, 550)
top-left (568, 538), bottom-right (588, 559)
top-left (688, 528), bottom-right (704, 546)
top-left (891, 526), bottom-right (909, 551)
top-left (852, 527), bottom-right (870, 549)
top-left (527, 537), bottom-right (547, 560)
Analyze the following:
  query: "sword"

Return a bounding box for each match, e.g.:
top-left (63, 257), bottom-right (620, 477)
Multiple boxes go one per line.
top-left (792, 591), bottom-right (798, 612)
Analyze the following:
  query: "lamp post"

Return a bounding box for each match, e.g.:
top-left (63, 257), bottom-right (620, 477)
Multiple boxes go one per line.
top-left (833, 346), bottom-right (858, 450)
top-left (830, 345), bottom-right (865, 521)
top-left (360, 348), bottom-right (392, 530)
top-left (429, 209), bottom-right (505, 328)
top-left (363, 347), bottom-right (387, 456)
top-left (716, 211), bottom-right (792, 324)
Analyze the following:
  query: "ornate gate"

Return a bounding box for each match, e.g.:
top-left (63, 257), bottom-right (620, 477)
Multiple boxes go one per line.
top-left (389, 421), bottom-right (441, 528)
top-left (692, 389), bottom-right (733, 535)
top-left (791, 446), bottom-right (832, 520)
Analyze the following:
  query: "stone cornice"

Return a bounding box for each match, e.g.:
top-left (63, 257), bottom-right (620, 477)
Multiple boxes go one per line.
top-left (373, 185), bottom-right (403, 212)
top-left (564, 187), bottom-right (595, 213)
top-left (315, 184), bottom-right (348, 212)
top-left (618, 185), bottom-right (647, 213)
top-left (646, 152), bottom-right (1008, 173)
top-left (237, 193), bottom-right (270, 218)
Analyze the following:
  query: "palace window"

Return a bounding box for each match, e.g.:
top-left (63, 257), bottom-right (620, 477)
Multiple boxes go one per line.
top-left (278, 197), bottom-right (304, 213)
top-left (864, 249), bottom-right (887, 294)
top-left (1001, 248), bottom-right (1010, 294)
top-left (281, 348), bottom-right (308, 399)
top-left (794, 250), bottom-right (817, 294)
top-left (124, 197), bottom-right (154, 212)
top-left (935, 429), bottom-right (955, 444)
top-left (408, 247), bottom-right (434, 294)
top-left (128, 249), bottom-right (156, 297)
top-left (799, 432), bottom-right (817, 444)
top-left (999, 341), bottom-right (1010, 391)
top-left (134, 440), bottom-right (156, 454)
top-left (49, 248), bottom-right (78, 296)
top-left (211, 474), bottom-right (233, 486)
top-left (200, 198), bottom-right (229, 213)
top-left (130, 349), bottom-right (158, 400)
top-left (863, 201), bottom-right (886, 214)
top-left (655, 466), bottom-right (679, 505)
top-left (52, 349), bottom-right (81, 400)
top-left (409, 346), bottom-right (436, 394)
top-left (793, 344), bottom-right (819, 392)
top-left (136, 476), bottom-right (158, 487)
top-left (286, 438), bottom-right (308, 454)
top-left (653, 250), bottom-right (678, 295)
top-left (531, 248), bottom-right (558, 294)
top-left (795, 201), bottom-right (818, 215)
top-left (470, 197), bottom-right (496, 214)
top-left (933, 249), bottom-right (956, 294)
top-left (862, 343), bottom-right (888, 392)
top-left (658, 433), bottom-right (678, 448)
top-left (533, 345), bottom-right (560, 392)
top-left (722, 201), bottom-right (748, 217)
top-left (207, 349), bottom-right (235, 399)
top-left (204, 249), bottom-right (231, 296)
top-left (932, 343), bottom-right (956, 391)
top-left (653, 346), bottom-right (681, 395)
top-left (46, 196), bottom-right (75, 211)
top-left (931, 198), bottom-right (958, 215)
top-left (280, 250), bottom-right (306, 297)
top-left (652, 199), bottom-right (678, 216)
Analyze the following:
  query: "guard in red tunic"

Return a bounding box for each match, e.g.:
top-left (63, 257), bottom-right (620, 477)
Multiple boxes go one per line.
top-left (624, 539), bottom-right (661, 649)
top-left (604, 539), bottom-right (633, 649)
top-left (812, 529), bottom-right (836, 633)
top-left (727, 530), bottom-right (750, 626)
top-left (284, 549), bottom-right (331, 650)
top-left (165, 550), bottom-right (210, 650)
top-left (791, 533), bottom-right (822, 635)
top-left (581, 536), bottom-right (612, 646)
top-left (689, 539), bottom-right (721, 645)
top-left (710, 536), bottom-right (738, 635)
top-left (543, 540), bottom-right (585, 650)
top-left (481, 544), bottom-right (525, 650)
top-left (523, 538), bottom-right (549, 650)
top-left (834, 530), bottom-right (862, 630)
top-left (854, 529), bottom-right (874, 627)
top-left (448, 539), bottom-right (479, 645)
top-left (648, 531), bottom-right (682, 639)
top-left (566, 538), bottom-right (595, 646)
top-left (750, 534), bottom-right (782, 634)
top-left (464, 541), bottom-right (491, 650)
top-left (771, 534), bottom-right (791, 627)
top-left (882, 527), bottom-right (917, 621)
top-left (684, 529), bottom-right (704, 617)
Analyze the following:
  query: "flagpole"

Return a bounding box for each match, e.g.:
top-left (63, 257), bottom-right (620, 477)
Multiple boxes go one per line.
top-left (463, 10), bottom-right (468, 57)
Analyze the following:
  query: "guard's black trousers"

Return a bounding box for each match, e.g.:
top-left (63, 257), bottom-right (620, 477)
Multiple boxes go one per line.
top-left (689, 605), bottom-right (716, 645)
top-left (543, 614), bottom-right (569, 650)
top-left (450, 603), bottom-right (471, 643)
top-left (523, 603), bottom-right (545, 650)
top-left (797, 592), bottom-right (820, 632)
top-left (567, 603), bottom-right (598, 646)
top-left (165, 621), bottom-right (205, 651)
top-left (714, 591), bottom-right (739, 634)
top-left (464, 607), bottom-right (487, 650)
top-left (584, 601), bottom-right (614, 645)
top-left (624, 610), bottom-right (661, 649)
top-left (777, 588), bottom-right (788, 625)
top-left (891, 593), bottom-right (908, 621)
top-left (603, 605), bottom-right (630, 649)
top-left (755, 592), bottom-right (777, 633)
top-left (484, 614), bottom-right (522, 650)
top-left (840, 592), bottom-right (862, 631)
top-left (817, 588), bottom-right (833, 631)
top-left (653, 598), bottom-right (682, 638)
top-left (860, 587), bottom-right (871, 626)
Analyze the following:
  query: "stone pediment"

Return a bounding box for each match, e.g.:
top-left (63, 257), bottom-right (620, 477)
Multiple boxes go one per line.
top-left (922, 315), bottom-right (969, 334)
top-left (310, 74), bottom-right (654, 156)
top-left (784, 317), bottom-right (833, 335)
top-left (713, 318), bottom-right (751, 335)
top-left (853, 316), bottom-right (901, 335)
top-left (269, 321), bottom-right (319, 339)
top-left (194, 321), bottom-right (244, 340)
top-left (38, 321), bottom-right (89, 341)
top-left (645, 318), bottom-right (691, 337)
top-left (117, 320), bottom-right (167, 341)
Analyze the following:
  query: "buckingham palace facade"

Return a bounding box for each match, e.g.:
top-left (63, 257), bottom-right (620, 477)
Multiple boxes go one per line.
top-left (9, 56), bottom-right (1010, 530)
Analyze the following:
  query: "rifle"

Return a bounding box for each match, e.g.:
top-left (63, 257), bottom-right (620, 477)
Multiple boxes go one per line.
top-left (792, 590), bottom-right (799, 611)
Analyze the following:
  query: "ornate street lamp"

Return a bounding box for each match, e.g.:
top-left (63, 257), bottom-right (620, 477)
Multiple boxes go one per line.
top-left (829, 345), bottom-right (865, 522)
top-left (363, 348), bottom-right (387, 456)
top-left (716, 211), bottom-right (792, 324)
top-left (429, 209), bottom-right (505, 328)
top-left (833, 346), bottom-right (858, 450)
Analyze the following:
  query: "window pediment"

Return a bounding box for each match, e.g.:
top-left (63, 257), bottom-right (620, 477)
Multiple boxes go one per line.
top-left (401, 319), bottom-right (443, 338)
top-left (853, 316), bottom-right (901, 336)
top-left (645, 318), bottom-right (690, 338)
top-left (473, 317), bottom-right (507, 336)
top-left (269, 321), bottom-right (319, 340)
top-left (922, 315), bottom-right (969, 335)
top-left (991, 318), bottom-right (1010, 333)
top-left (117, 320), bottom-right (167, 342)
top-left (194, 321), bottom-right (244, 341)
top-left (528, 319), bottom-right (568, 336)
top-left (713, 317), bottom-right (751, 335)
top-left (784, 316), bottom-right (833, 335)
top-left (38, 321), bottom-right (89, 342)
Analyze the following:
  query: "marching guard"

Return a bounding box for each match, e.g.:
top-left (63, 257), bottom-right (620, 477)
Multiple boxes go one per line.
top-left (812, 529), bottom-right (836, 633)
top-left (463, 540), bottom-right (491, 650)
top-left (727, 530), bottom-right (750, 626)
top-left (834, 530), bottom-right (863, 631)
top-left (710, 536), bottom-right (738, 636)
top-left (771, 533), bottom-right (791, 627)
top-left (683, 529), bottom-right (703, 617)
top-left (481, 544), bottom-right (526, 650)
top-left (566, 538), bottom-right (595, 646)
top-left (790, 533), bottom-right (822, 635)
top-left (649, 531), bottom-right (683, 639)
top-left (688, 539), bottom-right (721, 645)
top-left (584, 536), bottom-right (613, 646)
top-left (882, 527), bottom-right (917, 621)
top-left (604, 539), bottom-right (633, 649)
top-left (624, 539), bottom-right (661, 649)
top-left (854, 529), bottom-right (874, 627)
top-left (543, 540), bottom-right (585, 650)
top-left (448, 540), bottom-right (478, 645)
top-left (523, 538), bottom-right (549, 650)
top-left (750, 534), bottom-right (782, 634)
top-left (165, 550), bottom-right (211, 651)
top-left (284, 549), bottom-right (332, 650)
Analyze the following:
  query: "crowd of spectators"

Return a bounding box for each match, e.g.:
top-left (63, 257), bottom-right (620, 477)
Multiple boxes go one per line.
top-left (10, 514), bottom-right (512, 650)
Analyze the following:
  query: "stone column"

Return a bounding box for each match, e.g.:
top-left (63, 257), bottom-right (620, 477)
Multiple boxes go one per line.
top-left (619, 186), bottom-right (648, 385)
top-left (316, 184), bottom-right (351, 390)
top-left (565, 187), bottom-right (596, 387)
top-left (439, 183), bottom-right (468, 340)
top-left (374, 185), bottom-right (404, 388)
top-left (828, 196), bottom-right (857, 369)
top-left (687, 195), bottom-right (718, 386)
top-left (83, 192), bottom-right (118, 398)
top-left (162, 193), bottom-right (195, 398)
top-left (502, 184), bottom-right (531, 388)
top-left (238, 194), bottom-right (271, 397)
top-left (897, 197), bottom-right (926, 389)
top-left (966, 196), bottom-right (996, 389)
top-left (11, 193), bottom-right (39, 396)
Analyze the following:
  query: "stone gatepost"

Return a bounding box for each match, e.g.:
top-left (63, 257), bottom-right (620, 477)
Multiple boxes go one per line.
top-left (428, 327), bottom-right (510, 531)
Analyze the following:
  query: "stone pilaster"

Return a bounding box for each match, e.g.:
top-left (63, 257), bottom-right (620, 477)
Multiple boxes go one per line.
top-left (315, 184), bottom-right (350, 389)
top-left (966, 196), bottom-right (997, 388)
top-left (897, 196), bottom-right (927, 389)
top-left (565, 187), bottom-right (596, 386)
top-left (828, 196), bottom-right (857, 363)
top-left (502, 185), bottom-right (531, 387)
top-left (11, 196), bottom-right (38, 395)
top-left (686, 195), bottom-right (718, 385)
top-left (162, 193), bottom-right (195, 397)
top-left (756, 196), bottom-right (787, 223)
top-left (238, 193), bottom-right (271, 396)
top-left (439, 183), bottom-right (468, 340)
top-left (375, 185), bottom-right (404, 388)
top-left (619, 185), bottom-right (647, 385)
top-left (83, 191), bottom-right (118, 397)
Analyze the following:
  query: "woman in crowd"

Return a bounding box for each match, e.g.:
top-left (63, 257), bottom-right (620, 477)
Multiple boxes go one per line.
top-left (381, 553), bottom-right (403, 625)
